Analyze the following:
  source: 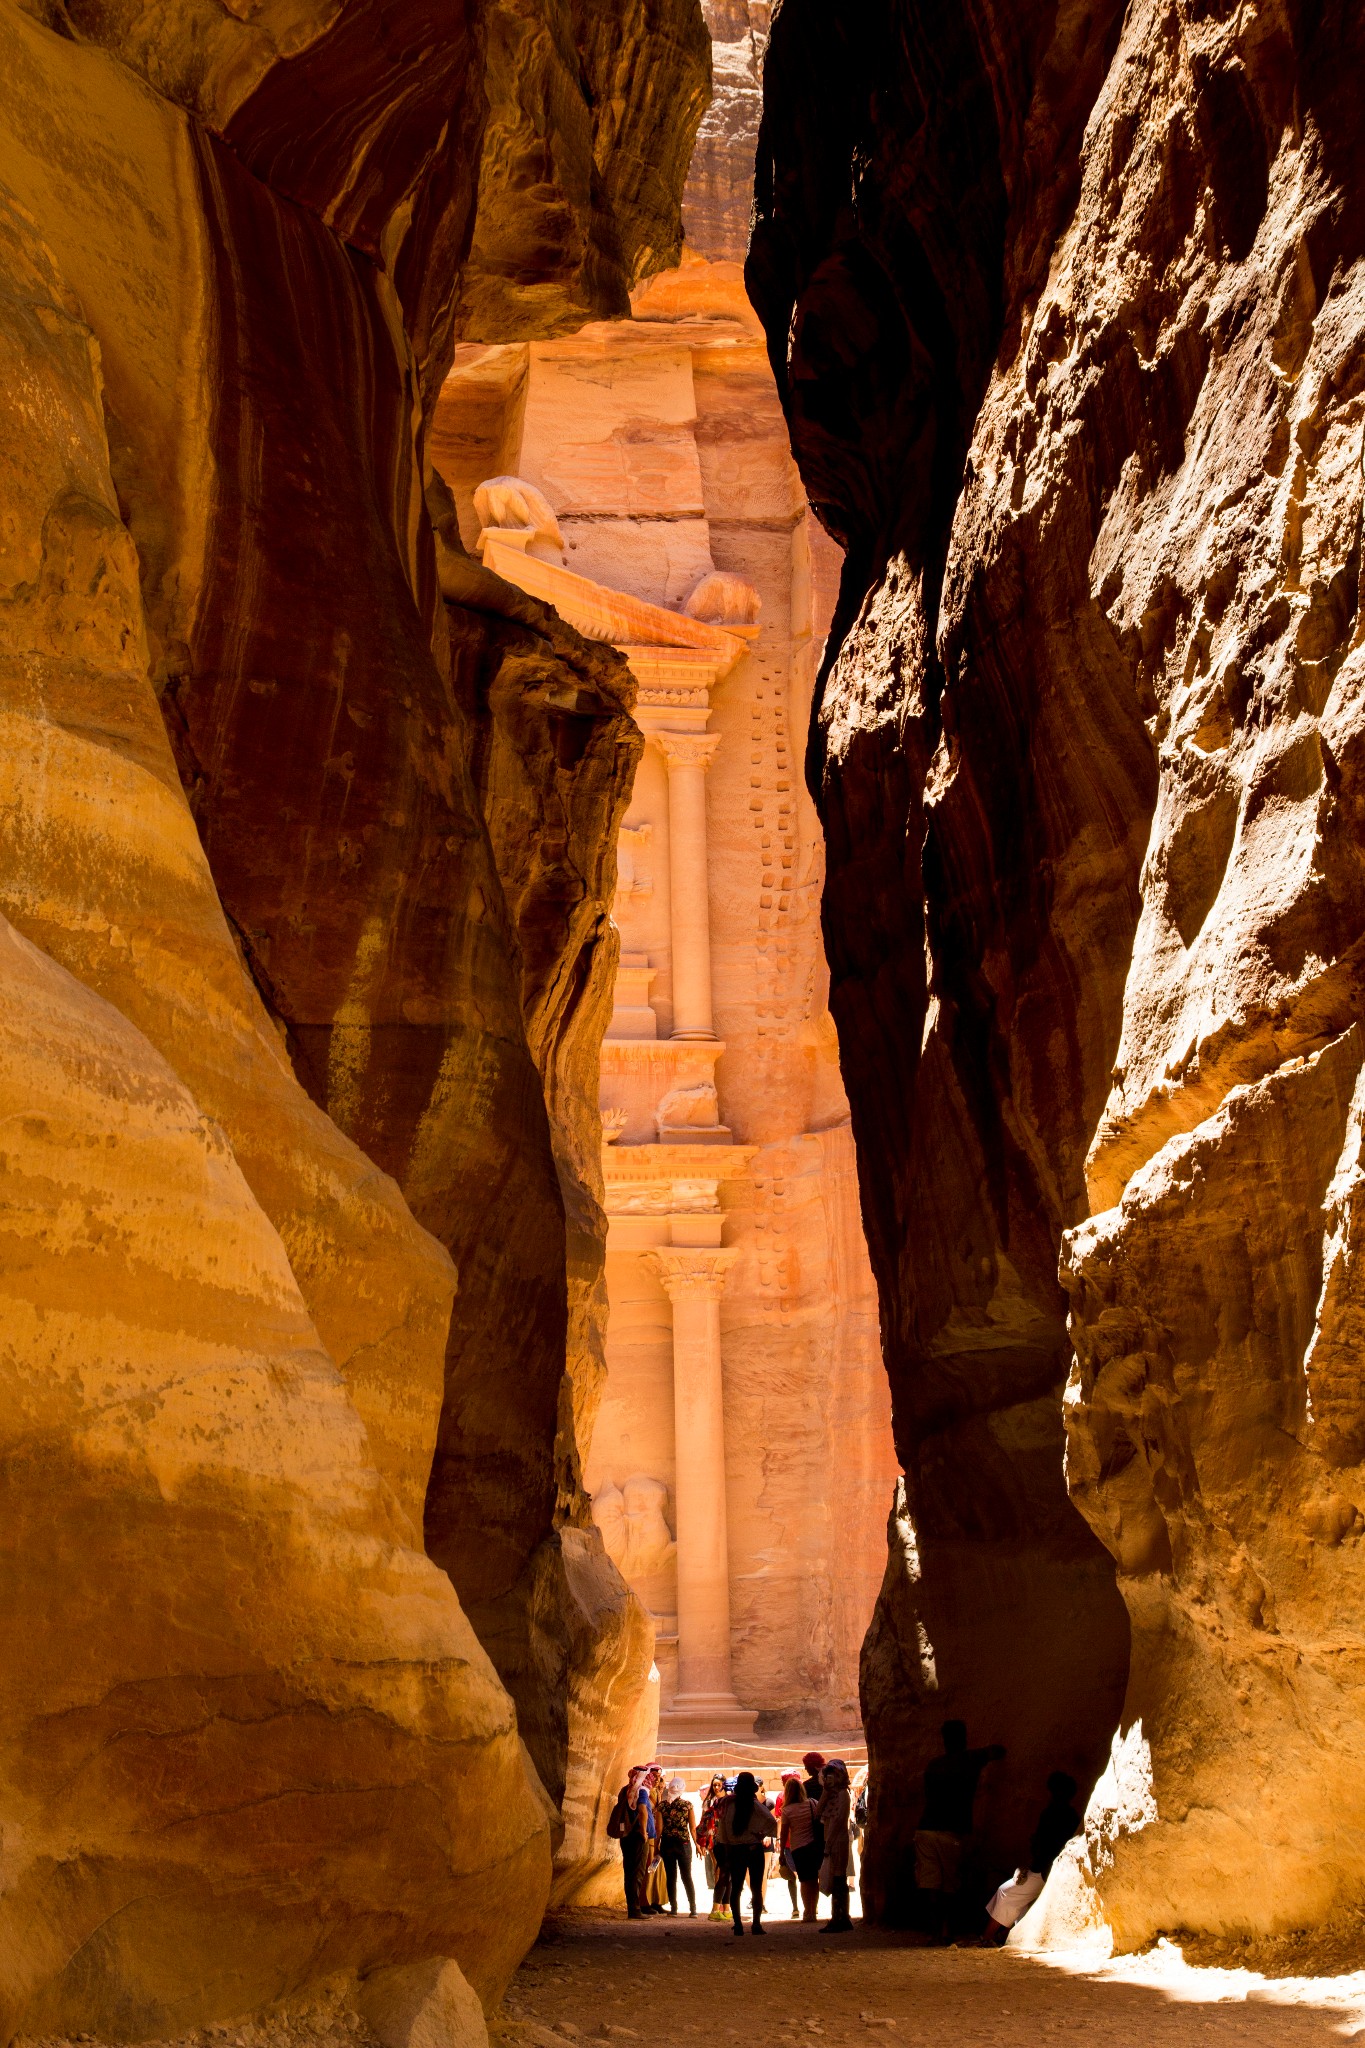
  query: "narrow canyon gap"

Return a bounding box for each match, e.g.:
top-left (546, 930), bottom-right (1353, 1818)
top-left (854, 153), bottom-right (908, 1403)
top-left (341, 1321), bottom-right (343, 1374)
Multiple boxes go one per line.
top-left (428, 0), bottom-right (898, 1763)
top-left (7, 0), bottom-right (1365, 2034)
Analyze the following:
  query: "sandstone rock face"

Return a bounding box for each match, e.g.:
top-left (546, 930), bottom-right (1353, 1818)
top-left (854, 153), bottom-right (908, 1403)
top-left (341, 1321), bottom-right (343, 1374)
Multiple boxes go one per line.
top-left (752, 0), bottom-right (1365, 1943)
top-left (681, 0), bottom-right (768, 264)
top-left (432, 549), bottom-right (658, 1889)
top-left (355, 1955), bottom-right (489, 2048)
top-left (0, 0), bottom-right (706, 2025)
top-left (0, 911), bottom-right (547, 2033)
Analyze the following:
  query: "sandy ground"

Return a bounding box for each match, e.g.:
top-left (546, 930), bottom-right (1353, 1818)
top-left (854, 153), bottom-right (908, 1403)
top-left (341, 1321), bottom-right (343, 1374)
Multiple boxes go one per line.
top-left (494, 1911), bottom-right (1365, 2048)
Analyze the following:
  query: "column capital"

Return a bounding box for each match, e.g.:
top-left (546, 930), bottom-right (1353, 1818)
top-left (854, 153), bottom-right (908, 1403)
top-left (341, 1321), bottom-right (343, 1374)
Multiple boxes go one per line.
top-left (651, 730), bottom-right (722, 772)
top-left (643, 1246), bottom-right (739, 1301)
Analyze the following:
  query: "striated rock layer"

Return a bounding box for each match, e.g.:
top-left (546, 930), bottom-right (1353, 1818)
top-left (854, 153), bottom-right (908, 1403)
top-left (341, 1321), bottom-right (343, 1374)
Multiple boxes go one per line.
top-left (0, 0), bottom-right (707, 2029)
top-left (430, 534), bottom-right (658, 1895)
top-left (752, 0), bottom-right (1365, 1946)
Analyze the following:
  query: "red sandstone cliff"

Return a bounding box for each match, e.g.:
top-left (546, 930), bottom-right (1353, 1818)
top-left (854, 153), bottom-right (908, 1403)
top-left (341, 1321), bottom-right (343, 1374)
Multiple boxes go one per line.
top-left (751, 0), bottom-right (1365, 1950)
top-left (0, 0), bottom-right (706, 2030)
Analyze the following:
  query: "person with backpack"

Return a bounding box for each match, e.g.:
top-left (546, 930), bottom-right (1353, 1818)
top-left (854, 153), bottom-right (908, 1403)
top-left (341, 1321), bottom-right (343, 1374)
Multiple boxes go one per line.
top-left (607, 1765), bottom-right (650, 1918)
top-left (714, 1769), bottom-right (778, 1936)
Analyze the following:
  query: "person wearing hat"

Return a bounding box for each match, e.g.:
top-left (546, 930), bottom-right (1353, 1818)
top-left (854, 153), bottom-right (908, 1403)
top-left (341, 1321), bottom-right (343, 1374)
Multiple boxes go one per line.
top-left (658, 1775), bottom-right (699, 1915)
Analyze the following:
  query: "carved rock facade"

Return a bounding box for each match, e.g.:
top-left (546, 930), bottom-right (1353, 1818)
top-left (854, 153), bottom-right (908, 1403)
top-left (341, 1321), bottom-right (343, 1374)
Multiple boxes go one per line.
top-left (751, 0), bottom-right (1365, 1948)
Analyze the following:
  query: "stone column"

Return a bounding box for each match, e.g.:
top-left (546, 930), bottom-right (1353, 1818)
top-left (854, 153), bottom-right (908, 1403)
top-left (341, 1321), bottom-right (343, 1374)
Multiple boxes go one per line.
top-left (645, 1246), bottom-right (753, 1731)
top-left (654, 731), bottom-right (721, 1040)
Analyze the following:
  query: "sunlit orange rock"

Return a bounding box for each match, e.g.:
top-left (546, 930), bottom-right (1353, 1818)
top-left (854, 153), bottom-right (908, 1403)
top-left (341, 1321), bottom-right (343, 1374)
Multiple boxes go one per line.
top-left (0, 0), bottom-right (708, 2023)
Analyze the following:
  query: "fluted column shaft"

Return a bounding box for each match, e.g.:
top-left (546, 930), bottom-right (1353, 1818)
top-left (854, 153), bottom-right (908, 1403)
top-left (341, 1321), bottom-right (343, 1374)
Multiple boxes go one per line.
top-left (655, 731), bottom-right (721, 1040)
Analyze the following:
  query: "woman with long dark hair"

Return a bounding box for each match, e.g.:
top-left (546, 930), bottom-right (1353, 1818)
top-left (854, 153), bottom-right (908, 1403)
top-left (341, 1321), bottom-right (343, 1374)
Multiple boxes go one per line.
top-left (699, 1773), bottom-right (730, 1920)
top-left (713, 1770), bottom-right (777, 1935)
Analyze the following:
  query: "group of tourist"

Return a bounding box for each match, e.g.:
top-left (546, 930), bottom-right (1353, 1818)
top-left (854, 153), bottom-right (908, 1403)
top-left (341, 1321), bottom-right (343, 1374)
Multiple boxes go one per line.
top-left (607, 1752), bottom-right (862, 1935)
top-left (607, 1723), bottom-right (1082, 1947)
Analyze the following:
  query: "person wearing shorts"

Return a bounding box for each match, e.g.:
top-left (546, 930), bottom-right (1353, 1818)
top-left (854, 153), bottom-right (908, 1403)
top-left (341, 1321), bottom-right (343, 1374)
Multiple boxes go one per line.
top-left (778, 1772), bottom-right (822, 1921)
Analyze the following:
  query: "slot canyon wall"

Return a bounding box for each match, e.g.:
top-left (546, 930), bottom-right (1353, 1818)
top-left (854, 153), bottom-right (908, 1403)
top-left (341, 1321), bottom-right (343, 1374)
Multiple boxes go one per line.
top-left (0, 0), bottom-right (706, 2033)
top-left (750, 0), bottom-right (1365, 1952)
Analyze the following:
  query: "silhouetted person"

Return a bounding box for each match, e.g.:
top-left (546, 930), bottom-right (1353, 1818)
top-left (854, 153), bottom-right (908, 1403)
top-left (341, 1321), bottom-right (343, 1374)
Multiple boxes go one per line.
top-left (801, 1749), bottom-right (826, 1875)
top-left (914, 1720), bottom-right (1005, 1942)
top-left (979, 1771), bottom-right (1081, 1946)
top-left (817, 1759), bottom-right (855, 1932)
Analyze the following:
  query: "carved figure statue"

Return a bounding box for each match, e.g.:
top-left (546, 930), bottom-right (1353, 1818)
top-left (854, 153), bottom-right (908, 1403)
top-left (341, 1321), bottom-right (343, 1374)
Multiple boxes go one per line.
top-left (682, 569), bottom-right (761, 624)
top-left (655, 1079), bottom-right (721, 1138)
top-left (592, 1476), bottom-right (677, 1581)
top-left (473, 474), bottom-right (564, 561)
top-left (615, 823), bottom-right (653, 901)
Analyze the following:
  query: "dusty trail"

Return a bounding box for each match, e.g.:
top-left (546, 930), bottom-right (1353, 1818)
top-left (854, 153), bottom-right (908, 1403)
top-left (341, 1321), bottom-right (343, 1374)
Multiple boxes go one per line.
top-left (495, 1914), bottom-right (1365, 2048)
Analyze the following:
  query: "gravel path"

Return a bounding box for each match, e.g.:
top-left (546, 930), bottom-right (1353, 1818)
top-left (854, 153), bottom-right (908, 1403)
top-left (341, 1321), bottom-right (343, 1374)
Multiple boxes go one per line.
top-left (493, 1912), bottom-right (1365, 2048)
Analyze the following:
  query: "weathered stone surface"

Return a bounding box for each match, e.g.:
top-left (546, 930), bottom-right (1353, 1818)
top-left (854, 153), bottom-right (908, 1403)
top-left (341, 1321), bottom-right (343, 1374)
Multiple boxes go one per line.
top-left (0, 0), bottom-right (707, 2020)
top-left (1060, 1033), bottom-right (1365, 1948)
top-left (0, 915), bottom-right (548, 2037)
top-left (751, 0), bottom-right (1365, 1950)
top-left (748, 0), bottom-right (1135, 1917)
top-left (355, 1956), bottom-right (488, 2048)
top-left (681, 0), bottom-right (768, 264)
top-left (454, 0), bottom-right (712, 340)
top-left (431, 529), bottom-right (656, 1887)
top-left (0, 165), bottom-right (454, 1538)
